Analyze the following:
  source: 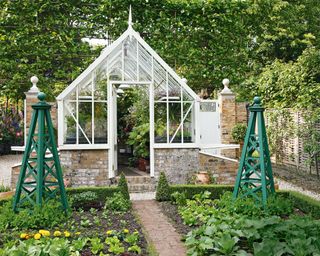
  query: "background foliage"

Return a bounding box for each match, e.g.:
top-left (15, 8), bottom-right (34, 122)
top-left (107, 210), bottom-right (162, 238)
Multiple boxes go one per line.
top-left (0, 0), bottom-right (319, 110)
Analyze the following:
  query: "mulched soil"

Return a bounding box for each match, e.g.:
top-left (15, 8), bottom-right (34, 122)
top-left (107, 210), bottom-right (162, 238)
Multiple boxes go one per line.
top-left (273, 165), bottom-right (320, 194)
top-left (158, 201), bottom-right (192, 236)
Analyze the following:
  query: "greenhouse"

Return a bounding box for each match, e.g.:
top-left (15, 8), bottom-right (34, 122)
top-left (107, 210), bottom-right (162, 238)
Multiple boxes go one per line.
top-left (56, 11), bottom-right (222, 179)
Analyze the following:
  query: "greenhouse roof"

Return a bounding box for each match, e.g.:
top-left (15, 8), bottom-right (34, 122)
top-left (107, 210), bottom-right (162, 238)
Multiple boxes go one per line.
top-left (57, 8), bottom-right (199, 101)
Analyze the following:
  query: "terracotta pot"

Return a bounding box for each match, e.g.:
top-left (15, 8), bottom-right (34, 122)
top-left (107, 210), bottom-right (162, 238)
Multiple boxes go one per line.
top-left (196, 171), bottom-right (210, 184)
top-left (0, 191), bottom-right (14, 199)
top-left (138, 158), bottom-right (148, 172)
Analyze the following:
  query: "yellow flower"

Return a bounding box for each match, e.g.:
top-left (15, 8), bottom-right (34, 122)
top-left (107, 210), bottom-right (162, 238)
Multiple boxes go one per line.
top-left (64, 231), bottom-right (71, 238)
top-left (75, 232), bottom-right (81, 235)
top-left (34, 233), bottom-right (41, 240)
top-left (123, 229), bottom-right (129, 234)
top-left (54, 231), bottom-right (62, 237)
top-left (39, 230), bottom-right (50, 237)
top-left (20, 233), bottom-right (28, 239)
top-left (106, 230), bottom-right (113, 235)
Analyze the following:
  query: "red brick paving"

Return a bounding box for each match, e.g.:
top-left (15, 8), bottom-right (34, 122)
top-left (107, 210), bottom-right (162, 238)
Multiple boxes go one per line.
top-left (133, 200), bottom-right (187, 256)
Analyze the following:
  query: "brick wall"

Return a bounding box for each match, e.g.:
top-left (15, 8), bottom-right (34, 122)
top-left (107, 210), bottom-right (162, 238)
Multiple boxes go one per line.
top-left (60, 150), bottom-right (110, 187)
top-left (154, 148), bottom-right (199, 184)
top-left (199, 153), bottom-right (238, 184)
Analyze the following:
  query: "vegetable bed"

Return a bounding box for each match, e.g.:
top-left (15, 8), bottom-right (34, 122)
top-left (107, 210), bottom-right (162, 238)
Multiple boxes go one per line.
top-left (0, 186), bottom-right (148, 255)
top-left (159, 189), bottom-right (320, 256)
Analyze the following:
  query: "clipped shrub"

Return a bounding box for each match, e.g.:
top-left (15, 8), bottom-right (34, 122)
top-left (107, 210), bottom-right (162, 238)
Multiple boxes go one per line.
top-left (71, 191), bottom-right (100, 210)
top-left (118, 173), bottom-right (130, 200)
top-left (156, 172), bottom-right (170, 201)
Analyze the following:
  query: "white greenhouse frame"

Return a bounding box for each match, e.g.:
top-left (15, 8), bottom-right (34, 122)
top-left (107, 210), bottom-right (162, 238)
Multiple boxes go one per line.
top-left (57, 14), bottom-right (203, 177)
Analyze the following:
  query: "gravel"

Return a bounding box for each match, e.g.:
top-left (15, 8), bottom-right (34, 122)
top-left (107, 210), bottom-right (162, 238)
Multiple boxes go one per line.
top-left (0, 154), bottom-right (22, 188)
top-left (277, 178), bottom-right (320, 201)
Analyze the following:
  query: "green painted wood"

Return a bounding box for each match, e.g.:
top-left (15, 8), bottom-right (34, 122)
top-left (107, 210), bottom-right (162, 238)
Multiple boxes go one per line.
top-left (233, 96), bottom-right (275, 205)
top-left (13, 92), bottom-right (68, 212)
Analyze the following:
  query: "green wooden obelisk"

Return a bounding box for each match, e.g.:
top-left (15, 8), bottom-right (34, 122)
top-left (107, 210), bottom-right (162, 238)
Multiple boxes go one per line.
top-left (233, 96), bottom-right (275, 205)
top-left (13, 92), bottom-right (68, 212)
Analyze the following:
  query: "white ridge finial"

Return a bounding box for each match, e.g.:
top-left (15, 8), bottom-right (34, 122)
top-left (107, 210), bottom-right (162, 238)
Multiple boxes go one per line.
top-left (29, 75), bottom-right (40, 93)
top-left (128, 5), bottom-right (132, 28)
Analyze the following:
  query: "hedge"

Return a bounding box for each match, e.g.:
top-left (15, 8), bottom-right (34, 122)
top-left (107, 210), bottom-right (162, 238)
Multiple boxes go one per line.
top-left (66, 186), bottom-right (120, 202)
top-left (169, 185), bottom-right (233, 200)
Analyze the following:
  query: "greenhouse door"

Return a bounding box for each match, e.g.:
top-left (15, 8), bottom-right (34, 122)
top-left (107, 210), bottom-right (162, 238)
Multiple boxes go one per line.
top-left (108, 81), bottom-right (154, 178)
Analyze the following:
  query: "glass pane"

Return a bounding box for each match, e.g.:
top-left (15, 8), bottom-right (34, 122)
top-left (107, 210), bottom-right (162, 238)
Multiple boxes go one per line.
top-left (138, 43), bottom-right (152, 81)
top-left (154, 102), bottom-right (167, 143)
top-left (79, 81), bottom-right (92, 100)
top-left (94, 76), bottom-right (108, 100)
top-left (78, 102), bottom-right (92, 144)
top-left (64, 102), bottom-right (76, 144)
top-left (183, 103), bottom-right (194, 143)
top-left (124, 37), bottom-right (137, 81)
top-left (169, 103), bottom-right (181, 143)
top-left (94, 102), bottom-right (108, 144)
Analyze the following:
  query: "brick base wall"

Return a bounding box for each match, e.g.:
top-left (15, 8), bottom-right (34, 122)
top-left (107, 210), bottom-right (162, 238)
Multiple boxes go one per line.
top-left (60, 149), bottom-right (110, 187)
top-left (199, 153), bottom-right (238, 184)
top-left (154, 148), bottom-right (200, 184)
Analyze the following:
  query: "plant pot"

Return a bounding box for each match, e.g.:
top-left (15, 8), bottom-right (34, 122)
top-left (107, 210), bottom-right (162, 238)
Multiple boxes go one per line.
top-left (0, 191), bottom-right (14, 199)
top-left (196, 171), bottom-right (210, 184)
top-left (138, 158), bottom-right (149, 172)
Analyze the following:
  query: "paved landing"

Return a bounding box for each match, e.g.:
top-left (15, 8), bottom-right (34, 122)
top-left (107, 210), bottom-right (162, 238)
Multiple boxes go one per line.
top-left (133, 200), bottom-right (187, 256)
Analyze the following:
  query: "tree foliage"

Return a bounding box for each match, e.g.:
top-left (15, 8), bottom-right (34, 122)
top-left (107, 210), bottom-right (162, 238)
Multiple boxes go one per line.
top-left (0, 0), bottom-right (319, 110)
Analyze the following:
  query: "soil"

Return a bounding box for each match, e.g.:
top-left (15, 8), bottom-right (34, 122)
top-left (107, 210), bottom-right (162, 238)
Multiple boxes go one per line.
top-left (158, 201), bottom-right (192, 236)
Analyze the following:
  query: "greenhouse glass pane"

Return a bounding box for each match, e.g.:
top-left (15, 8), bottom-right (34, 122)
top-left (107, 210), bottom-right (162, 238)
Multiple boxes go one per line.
top-left (64, 102), bottom-right (76, 144)
top-left (94, 76), bottom-right (108, 100)
top-left (78, 81), bottom-right (92, 100)
top-left (154, 102), bottom-right (167, 143)
top-left (94, 102), bottom-right (108, 144)
top-left (78, 102), bottom-right (92, 144)
top-left (183, 102), bottom-right (194, 143)
top-left (169, 103), bottom-right (182, 143)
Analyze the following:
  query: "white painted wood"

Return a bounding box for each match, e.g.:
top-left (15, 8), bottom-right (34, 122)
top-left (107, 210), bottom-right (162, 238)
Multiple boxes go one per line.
top-left (57, 100), bottom-right (64, 146)
top-left (107, 80), bottom-right (114, 178)
top-left (23, 99), bottom-right (27, 146)
top-left (59, 144), bottom-right (110, 150)
top-left (199, 100), bottom-right (221, 145)
top-left (149, 80), bottom-right (155, 177)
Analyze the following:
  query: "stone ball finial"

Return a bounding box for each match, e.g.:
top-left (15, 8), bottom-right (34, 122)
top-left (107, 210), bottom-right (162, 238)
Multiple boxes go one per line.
top-left (253, 96), bottom-right (261, 104)
top-left (38, 92), bottom-right (46, 101)
top-left (30, 76), bottom-right (39, 85)
top-left (28, 75), bottom-right (40, 93)
top-left (222, 78), bottom-right (230, 87)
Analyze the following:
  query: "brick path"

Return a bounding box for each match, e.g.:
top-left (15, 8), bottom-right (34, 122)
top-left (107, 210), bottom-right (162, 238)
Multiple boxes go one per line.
top-left (133, 200), bottom-right (187, 256)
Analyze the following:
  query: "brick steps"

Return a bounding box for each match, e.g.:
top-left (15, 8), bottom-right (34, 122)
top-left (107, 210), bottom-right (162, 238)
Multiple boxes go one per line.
top-left (115, 176), bottom-right (156, 193)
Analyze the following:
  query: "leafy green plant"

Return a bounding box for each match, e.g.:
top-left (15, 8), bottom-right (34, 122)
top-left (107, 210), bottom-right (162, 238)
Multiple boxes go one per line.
top-left (156, 172), bottom-right (171, 201)
top-left (231, 123), bottom-right (247, 143)
top-left (128, 244), bottom-right (142, 254)
top-left (105, 236), bottom-right (125, 254)
top-left (0, 184), bottom-right (10, 193)
top-left (104, 192), bottom-right (131, 212)
top-left (124, 231), bottom-right (139, 245)
top-left (90, 237), bottom-right (104, 255)
top-left (118, 172), bottom-right (130, 200)
top-left (171, 191), bottom-right (187, 206)
top-left (0, 200), bottom-right (70, 232)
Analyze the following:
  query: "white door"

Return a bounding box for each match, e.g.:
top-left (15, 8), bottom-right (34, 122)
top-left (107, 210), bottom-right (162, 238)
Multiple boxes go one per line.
top-left (199, 100), bottom-right (220, 145)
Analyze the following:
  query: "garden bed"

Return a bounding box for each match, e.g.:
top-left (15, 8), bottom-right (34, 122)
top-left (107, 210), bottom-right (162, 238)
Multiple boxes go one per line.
top-left (0, 177), bottom-right (149, 255)
top-left (157, 184), bottom-right (320, 255)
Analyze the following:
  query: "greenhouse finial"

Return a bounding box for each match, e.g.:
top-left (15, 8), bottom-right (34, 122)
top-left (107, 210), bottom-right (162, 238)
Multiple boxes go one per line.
top-left (128, 5), bottom-right (132, 28)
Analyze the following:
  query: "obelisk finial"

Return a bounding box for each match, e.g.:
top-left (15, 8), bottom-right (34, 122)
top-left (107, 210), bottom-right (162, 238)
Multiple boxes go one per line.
top-left (128, 5), bottom-right (132, 28)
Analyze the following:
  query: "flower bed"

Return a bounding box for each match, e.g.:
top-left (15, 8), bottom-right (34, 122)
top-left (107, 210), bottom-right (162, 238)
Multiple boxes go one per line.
top-left (0, 184), bottom-right (148, 255)
top-left (158, 187), bottom-right (320, 255)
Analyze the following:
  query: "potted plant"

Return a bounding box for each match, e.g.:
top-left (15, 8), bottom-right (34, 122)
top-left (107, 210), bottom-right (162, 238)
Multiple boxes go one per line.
top-left (231, 123), bottom-right (247, 159)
